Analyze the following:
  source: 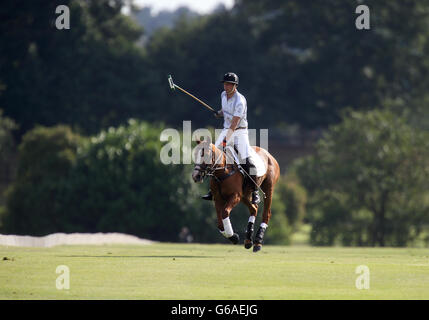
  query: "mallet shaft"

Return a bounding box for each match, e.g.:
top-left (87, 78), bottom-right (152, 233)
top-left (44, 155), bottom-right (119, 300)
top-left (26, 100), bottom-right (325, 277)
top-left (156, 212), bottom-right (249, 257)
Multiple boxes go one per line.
top-left (174, 84), bottom-right (216, 113)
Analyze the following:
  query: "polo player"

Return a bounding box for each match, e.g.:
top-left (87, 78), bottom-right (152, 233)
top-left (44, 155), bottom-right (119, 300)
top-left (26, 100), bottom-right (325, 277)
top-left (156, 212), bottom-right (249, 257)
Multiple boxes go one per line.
top-left (201, 72), bottom-right (261, 204)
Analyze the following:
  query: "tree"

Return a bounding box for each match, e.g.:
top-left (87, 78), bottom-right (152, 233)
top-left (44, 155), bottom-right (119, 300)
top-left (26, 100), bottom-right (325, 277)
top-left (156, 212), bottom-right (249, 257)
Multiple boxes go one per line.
top-left (0, 109), bottom-right (17, 174)
top-left (2, 125), bottom-right (82, 235)
top-left (130, 5), bottom-right (200, 44)
top-left (0, 110), bottom-right (18, 228)
top-left (1, 120), bottom-right (228, 242)
top-left (3, 0), bottom-right (429, 137)
top-left (295, 109), bottom-right (429, 246)
top-left (271, 173), bottom-right (307, 231)
top-left (0, 0), bottom-right (148, 136)
top-left (235, 0), bottom-right (429, 127)
top-left (61, 119), bottom-right (197, 240)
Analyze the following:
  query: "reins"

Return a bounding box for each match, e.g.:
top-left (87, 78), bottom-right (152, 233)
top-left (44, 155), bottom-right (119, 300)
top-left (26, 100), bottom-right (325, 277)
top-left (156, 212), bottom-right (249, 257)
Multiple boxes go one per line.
top-left (210, 145), bottom-right (236, 178)
top-left (195, 143), bottom-right (267, 199)
top-left (200, 144), bottom-right (237, 183)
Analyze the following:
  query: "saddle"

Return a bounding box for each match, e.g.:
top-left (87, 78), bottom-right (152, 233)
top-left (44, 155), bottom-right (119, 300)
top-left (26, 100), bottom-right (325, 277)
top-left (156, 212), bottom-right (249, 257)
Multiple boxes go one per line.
top-left (204, 145), bottom-right (264, 203)
top-left (217, 146), bottom-right (265, 195)
top-left (223, 145), bottom-right (267, 178)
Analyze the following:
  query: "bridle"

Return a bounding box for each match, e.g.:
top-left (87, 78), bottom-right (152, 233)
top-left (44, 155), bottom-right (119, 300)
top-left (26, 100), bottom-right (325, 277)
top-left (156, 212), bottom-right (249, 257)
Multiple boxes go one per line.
top-left (194, 144), bottom-right (226, 181)
top-left (193, 142), bottom-right (267, 199)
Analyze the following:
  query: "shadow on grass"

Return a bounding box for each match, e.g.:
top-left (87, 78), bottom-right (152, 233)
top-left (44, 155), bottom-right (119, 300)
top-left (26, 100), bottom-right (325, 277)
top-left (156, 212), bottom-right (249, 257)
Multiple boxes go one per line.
top-left (57, 255), bottom-right (221, 259)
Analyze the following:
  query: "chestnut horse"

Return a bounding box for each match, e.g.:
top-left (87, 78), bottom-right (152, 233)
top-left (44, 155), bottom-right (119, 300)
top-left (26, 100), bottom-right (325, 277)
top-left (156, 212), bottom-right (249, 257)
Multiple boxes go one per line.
top-left (192, 140), bottom-right (280, 252)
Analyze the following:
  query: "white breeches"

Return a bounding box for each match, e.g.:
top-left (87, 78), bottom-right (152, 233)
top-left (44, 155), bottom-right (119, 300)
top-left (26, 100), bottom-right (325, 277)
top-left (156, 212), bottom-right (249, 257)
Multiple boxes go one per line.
top-left (215, 128), bottom-right (250, 164)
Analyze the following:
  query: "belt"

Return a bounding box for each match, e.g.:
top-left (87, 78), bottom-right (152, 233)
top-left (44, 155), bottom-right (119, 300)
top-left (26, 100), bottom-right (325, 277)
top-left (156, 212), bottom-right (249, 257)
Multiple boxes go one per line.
top-left (223, 127), bottom-right (248, 130)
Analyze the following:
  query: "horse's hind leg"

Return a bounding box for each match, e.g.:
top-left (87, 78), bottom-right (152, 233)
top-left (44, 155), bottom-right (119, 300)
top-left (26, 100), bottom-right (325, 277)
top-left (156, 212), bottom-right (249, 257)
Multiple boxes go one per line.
top-left (242, 197), bottom-right (258, 249)
top-left (253, 181), bottom-right (273, 252)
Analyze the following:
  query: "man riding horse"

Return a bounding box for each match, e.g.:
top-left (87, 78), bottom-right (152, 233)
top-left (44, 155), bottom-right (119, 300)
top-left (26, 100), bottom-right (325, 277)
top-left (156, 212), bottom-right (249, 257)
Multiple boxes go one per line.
top-left (192, 72), bottom-right (280, 251)
top-left (201, 72), bottom-right (261, 204)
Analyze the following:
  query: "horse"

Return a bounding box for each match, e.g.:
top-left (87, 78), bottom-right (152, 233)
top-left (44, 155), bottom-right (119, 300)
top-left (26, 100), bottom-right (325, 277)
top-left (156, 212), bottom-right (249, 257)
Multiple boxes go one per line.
top-left (192, 140), bottom-right (280, 252)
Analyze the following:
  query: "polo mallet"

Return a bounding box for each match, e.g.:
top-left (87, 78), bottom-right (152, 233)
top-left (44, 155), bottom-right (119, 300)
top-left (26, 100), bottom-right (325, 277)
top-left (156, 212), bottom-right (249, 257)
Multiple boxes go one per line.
top-left (168, 75), bottom-right (217, 115)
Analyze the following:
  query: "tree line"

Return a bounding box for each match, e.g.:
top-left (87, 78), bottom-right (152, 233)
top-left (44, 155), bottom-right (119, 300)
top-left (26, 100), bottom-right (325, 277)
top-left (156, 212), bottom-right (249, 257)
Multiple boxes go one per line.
top-left (1, 107), bottom-right (427, 246)
top-left (0, 119), bottom-right (304, 244)
top-left (2, 0), bottom-right (428, 137)
top-left (0, 0), bottom-right (428, 246)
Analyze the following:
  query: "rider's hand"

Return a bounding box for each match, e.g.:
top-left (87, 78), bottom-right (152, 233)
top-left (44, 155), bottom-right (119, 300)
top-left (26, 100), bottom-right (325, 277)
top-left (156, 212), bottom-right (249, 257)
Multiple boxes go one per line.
top-left (214, 110), bottom-right (223, 119)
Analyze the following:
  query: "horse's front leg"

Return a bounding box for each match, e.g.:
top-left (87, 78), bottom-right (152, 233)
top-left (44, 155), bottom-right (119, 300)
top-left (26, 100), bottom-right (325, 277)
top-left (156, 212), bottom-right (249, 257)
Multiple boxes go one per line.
top-left (215, 193), bottom-right (241, 244)
top-left (215, 199), bottom-right (226, 235)
top-left (242, 196), bottom-right (258, 249)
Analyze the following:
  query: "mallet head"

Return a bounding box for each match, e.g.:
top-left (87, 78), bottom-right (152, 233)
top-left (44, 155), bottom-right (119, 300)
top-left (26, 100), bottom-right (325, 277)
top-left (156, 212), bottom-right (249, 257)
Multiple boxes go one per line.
top-left (167, 75), bottom-right (175, 90)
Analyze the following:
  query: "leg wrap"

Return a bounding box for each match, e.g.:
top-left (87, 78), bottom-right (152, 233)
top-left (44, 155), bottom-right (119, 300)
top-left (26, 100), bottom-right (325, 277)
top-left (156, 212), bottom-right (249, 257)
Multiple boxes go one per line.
top-left (254, 225), bottom-right (267, 244)
top-left (245, 222), bottom-right (254, 241)
top-left (219, 229), bottom-right (227, 237)
top-left (222, 217), bottom-right (234, 238)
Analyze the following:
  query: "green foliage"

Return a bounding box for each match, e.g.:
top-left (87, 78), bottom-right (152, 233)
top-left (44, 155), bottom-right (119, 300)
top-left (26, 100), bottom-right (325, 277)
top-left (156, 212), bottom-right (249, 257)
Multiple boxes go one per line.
top-left (61, 119), bottom-right (204, 241)
top-left (16, 125), bottom-right (80, 180)
top-left (263, 211), bottom-right (292, 245)
top-left (295, 109), bottom-right (429, 246)
top-left (1, 120), bottom-right (231, 242)
top-left (3, 125), bottom-right (81, 235)
top-left (0, 109), bottom-right (17, 163)
top-left (131, 6), bottom-right (200, 40)
top-left (0, 110), bottom-right (17, 208)
top-left (264, 173), bottom-right (307, 245)
top-left (2, 0), bottom-right (429, 135)
top-left (0, 205), bottom-right (5, 229)
top-left (143, 0), bottom-right (429, 130)
top-left (273, 174), bottom-right (307, 230)
top-left (2, 1), bottom-right (429, 247)
top-left (0, 0), bottom-right (148, 135)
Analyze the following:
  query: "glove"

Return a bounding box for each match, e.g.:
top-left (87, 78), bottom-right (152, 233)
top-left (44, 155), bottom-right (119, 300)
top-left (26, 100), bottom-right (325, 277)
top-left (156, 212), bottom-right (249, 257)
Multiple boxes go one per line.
top-left (214, 110), bottom-right (223, 119)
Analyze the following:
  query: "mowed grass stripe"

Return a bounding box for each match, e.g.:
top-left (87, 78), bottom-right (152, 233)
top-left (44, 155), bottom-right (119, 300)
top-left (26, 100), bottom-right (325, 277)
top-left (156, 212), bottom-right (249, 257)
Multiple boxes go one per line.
top-left (0, 243), bottom-right (428, 299)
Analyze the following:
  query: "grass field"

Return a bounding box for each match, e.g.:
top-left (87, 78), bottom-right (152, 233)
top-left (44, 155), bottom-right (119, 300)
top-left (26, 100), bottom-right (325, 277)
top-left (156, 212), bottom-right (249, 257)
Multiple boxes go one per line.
top-left (1, 243), bottom-right (429, 299)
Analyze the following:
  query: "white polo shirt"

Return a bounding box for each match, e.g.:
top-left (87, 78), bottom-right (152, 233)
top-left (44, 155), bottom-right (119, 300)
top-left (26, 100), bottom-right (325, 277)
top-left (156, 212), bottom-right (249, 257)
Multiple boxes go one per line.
top-left (221, 90), bottom-right (248, 129)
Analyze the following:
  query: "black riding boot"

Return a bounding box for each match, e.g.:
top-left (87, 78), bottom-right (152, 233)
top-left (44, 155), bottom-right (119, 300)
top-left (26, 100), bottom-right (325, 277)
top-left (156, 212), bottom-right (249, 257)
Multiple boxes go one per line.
top-left (251, 184), bottom-right (261, 204)
top-left (245, 158), bottom-right (260, 204)
top-left (201, 190), bottom-right (213, 200)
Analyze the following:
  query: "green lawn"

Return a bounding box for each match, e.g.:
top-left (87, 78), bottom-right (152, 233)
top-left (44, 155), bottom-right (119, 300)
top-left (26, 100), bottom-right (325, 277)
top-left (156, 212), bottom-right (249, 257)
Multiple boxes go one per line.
top-left (1, 243), bottom-right (428, 299)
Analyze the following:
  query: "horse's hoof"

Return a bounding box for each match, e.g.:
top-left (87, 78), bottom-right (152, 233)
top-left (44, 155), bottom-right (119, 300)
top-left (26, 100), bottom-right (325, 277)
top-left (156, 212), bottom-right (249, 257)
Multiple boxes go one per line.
top-left (228, 233), bottom-right (239, 245)
top-left (253, 244), bottom-right (262, 252)
top-left (244, 239), bottom-right (253, 249)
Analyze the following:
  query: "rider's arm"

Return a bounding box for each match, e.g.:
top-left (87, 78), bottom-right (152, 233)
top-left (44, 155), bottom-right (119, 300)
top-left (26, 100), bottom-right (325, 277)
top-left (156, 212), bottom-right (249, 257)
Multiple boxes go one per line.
top-left (225, 116), bottom-right (241, 142)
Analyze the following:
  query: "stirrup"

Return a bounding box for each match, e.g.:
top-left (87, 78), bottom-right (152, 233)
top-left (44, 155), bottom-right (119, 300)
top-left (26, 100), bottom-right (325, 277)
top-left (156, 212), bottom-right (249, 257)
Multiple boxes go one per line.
top-left (251, 191), bottom-right (260, 204)
top-left (201, 190), bottom-right (213, 200)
